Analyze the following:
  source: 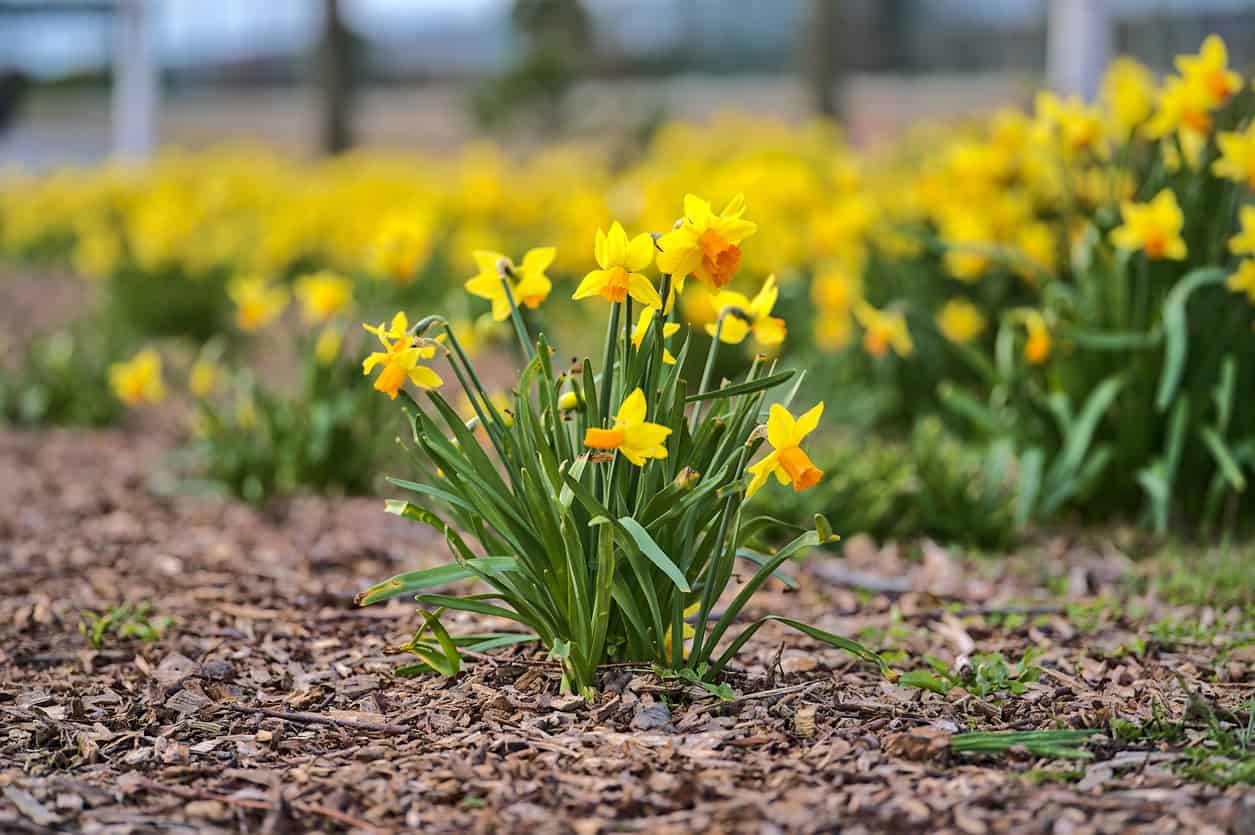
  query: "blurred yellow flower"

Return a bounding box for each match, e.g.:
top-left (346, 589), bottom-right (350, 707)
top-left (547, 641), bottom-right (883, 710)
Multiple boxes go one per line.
top-left (465, 247), bottom-right (554, 321)
top-left (583, 387), bottom-right (671, 467)
top-left (815, 312), bottom-right (853, 352)
top-left (657, 194), bottom-right (756, 289)
top-left (228, 275), bottom-right (288, 331)
top-left (1111, 189), bottom-right (1187, 260)
top-left (1035, 91), bottom-right (1105, 157)
top-left (855, 302), bottom-right (913, 359)
top-left (314, 326), bottom-right (343, 365)
top-left (1213, 124), bottom-right (1255, 190)
top-left (295, 270), bottom-right (354, 324)
top-left (631, 306), bottom-right (680, 364)
top-left (1147, 76), bottom-right (1213, 138)
top-left (810, 265), bottom-right (862, 312)
top-left (572, 222), bottom-right (660, 307)
top-left (1225, 260), bottom-right (1255, 303)
top-left (746, 402), bottom-right (824, 498)
top-left (1023, 311), bottom-right (1052, 365)
top-left (1101, 56), bottom-right (1155, 137)
top-left (936, 299), bottom-right (986, 345)
top-left (369, 213), bottom-right (432, 285)
top-left (707, 274), bottom-right (786, 347)
top-left (1175, 34), bottom-right (1242, 107)
top-left (1229, 207), bottom-right (1255, 256)
top-left (109, 349), bottom-right (165, 406)
top-left (189, 357), bottom-right (219, 397)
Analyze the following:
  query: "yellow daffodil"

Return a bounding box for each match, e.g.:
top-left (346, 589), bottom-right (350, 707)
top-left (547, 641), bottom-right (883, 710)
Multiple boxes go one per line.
top-left (228, 275), bottom-right (288, 332)
top-left (1023, 311), bottom-right (1052, 365)
top-left (188, 357), bottom-right (219, 397)
top-left (1014, 222), bottom-right (1057, 283)
top-left (938, 210), bottom-right (993, 282)
top-left (1101, 56), bottom-right (1155, 138)
top-left (1226, 260), bottom-right (1255, 303)
top-left (465, 247), bottom-right (554, 321)
top-left (631, 306), bottom-right (680, 364)
top-left (362, 312), bottom-right (443, 399)
top-left (294, 270), bottom-right (354, 324)
top-left (1110, 189), bottom-right (1187, 260)
top-left (854, 302), bottom-right (913, 359)
top-left (707, 275), bottom-right (786, 347)
top-left (314, 325), bottom-right (343, 365)
top-left (1175, 34), bottom-right (1242, 107)
top-left (936, 299), bottom-right (986, 345)
top-left (1212, 124), bottom-right (1255, 190)
top-left (109, 349), bottom-right (165, 406)
top-left (572, 222), bottom-right (660, 307)
top-left (1147, 76), bottom-right (1214, 138)
top-left (746, 402), bottom-right (824, 498)
top-left (1035, 91), bottom-right (1105, 157)
top-left (583, 387), bottom-right (671, 466)
top-left (369, 213), bottom-right (432, 285)
top-left (815, 312), bottom-right (854, 352)
top-left (1230, 207), bottom-right (1255, 256)
top-left (657, 194), bottom-right (756, 290)
top-left (810, 264), bottom-right (862, 312)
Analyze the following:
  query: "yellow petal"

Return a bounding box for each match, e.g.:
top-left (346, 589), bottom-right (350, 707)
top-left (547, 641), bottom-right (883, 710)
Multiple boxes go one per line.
top-left (573, 270), bottom-right (609, 300)
top-left (521, 246), bottom-right (555, 276)
top-left (765, 404), bottom-right (795, 450)
top-left (791, 402), bottom-right (824, 445)
top-left (626, 232), bottom-right (655, 272)
top-left (409, 365), bottom-right (443, 389)
top-left (626, 273), bottom-right (662, 308)
top-left (616, 387), bottom-right (648, 426)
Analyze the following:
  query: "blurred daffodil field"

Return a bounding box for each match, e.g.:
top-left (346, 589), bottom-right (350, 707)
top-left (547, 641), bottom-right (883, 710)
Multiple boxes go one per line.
top-left (4, 35), bottom-right (1255, 541)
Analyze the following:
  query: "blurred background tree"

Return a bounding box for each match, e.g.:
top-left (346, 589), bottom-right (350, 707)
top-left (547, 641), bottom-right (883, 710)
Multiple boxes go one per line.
top-left (471, 0), bottom-right (592, 135)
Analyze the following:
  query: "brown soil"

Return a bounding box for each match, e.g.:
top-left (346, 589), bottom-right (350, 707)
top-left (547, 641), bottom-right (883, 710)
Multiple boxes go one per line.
top-left (1, 427), bottom-right (1252, 833)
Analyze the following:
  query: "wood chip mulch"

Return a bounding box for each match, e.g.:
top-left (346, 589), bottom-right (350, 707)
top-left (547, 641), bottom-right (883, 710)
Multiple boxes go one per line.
top-left (1, 427), bottom-right (1252, 834)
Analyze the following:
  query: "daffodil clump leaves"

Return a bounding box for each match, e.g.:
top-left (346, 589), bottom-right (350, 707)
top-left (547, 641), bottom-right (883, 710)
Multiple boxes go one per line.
top-left (358, 198), bottom-right (885, 697)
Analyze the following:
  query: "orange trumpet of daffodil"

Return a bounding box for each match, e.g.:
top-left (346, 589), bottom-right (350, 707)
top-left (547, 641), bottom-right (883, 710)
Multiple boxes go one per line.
top-left (583, 387), bottom-right (671, 466)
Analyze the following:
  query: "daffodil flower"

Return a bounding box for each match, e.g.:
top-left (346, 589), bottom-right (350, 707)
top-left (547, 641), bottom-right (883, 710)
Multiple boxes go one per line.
top-left (657, 194), bottom-right (756, 291)
top-left (294, 270), bottom-right (354, 324)
top-left (583, 387), bottom-right (671, 466)
top-left (465, 247), bottom-right (554, 321)
top-left (228, 275), bottom-right (288, 331)
top-left (706, 274), bottom-right (786, 348)
top-left (1229, 207), bottom-right (1255, 256)
top-left (1022, 310), bottom-right (1052, 365)
top-left (854, 302), bottom-right (913, 359)
top-left (1213, 125), bottom-right (1255, 191)
top-left (362, 311), bottom-right (443, 399)
top-left (936, 299), bottom-right (986, 345)
top-left (631, 306), bottom-right (680, 364)
top-left (109, 349), bottom-right (165, 406)
top-left (1226, 261), bottom-right (1255, 303)
top-left (572, 222), bottom-right (660, 307)
top-left (746, 403), bottom-right (824, 498)
top-left (1175, 34), bottom-right (1242, 107)
top-left (1110, 189), bottom-right (1187, 260)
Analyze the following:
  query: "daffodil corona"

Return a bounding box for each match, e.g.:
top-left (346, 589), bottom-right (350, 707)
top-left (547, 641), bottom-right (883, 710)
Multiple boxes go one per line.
top-left (657, 194), bottom-right (756, 290)
top-left (465, 248), bottom-right (554, 321)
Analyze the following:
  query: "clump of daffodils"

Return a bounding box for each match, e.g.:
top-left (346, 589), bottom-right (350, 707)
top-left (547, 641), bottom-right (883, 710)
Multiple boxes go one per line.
top-left (357, 194), bottom-right (885, 697)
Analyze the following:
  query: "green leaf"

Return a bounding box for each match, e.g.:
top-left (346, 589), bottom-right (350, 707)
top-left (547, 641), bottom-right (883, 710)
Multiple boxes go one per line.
top-left (1201, 427), bottom-right (1246, 492)
top-left (711, 615), bottom-right (887, 678)
top-left (684, 370), bottom-right (795, 403)
top-left (355, 556), bottom-right (518, 606)
top-left (387, 477), bottom-right (475, 512)
top-left (1156, 267), bottom-right (1226, 411)
top-left (899, 669), bottom-right (949, 695)
top-left (617, 517), bottom-right (692, 592)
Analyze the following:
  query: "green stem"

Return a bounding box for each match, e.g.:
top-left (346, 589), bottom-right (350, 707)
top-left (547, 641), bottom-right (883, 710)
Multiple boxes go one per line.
top-left (691, 314), bottom-right (723, 430)
top-left (622, 297), bottom-right (633, 396)
top-left (599, 302), bottom-right (621, 427)
top-left (499, 273), bottom-right (535, 360)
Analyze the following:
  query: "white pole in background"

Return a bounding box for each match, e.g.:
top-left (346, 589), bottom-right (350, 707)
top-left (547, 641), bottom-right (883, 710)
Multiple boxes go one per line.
top-left (112, 0), bottom-right (157, 159)
top-left (1046, 0), bottom-right (1112, 101)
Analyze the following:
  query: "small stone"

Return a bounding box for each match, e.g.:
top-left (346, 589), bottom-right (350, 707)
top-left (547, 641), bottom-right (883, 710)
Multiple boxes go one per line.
top-left (631, 702), bottom-right (672, 731)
